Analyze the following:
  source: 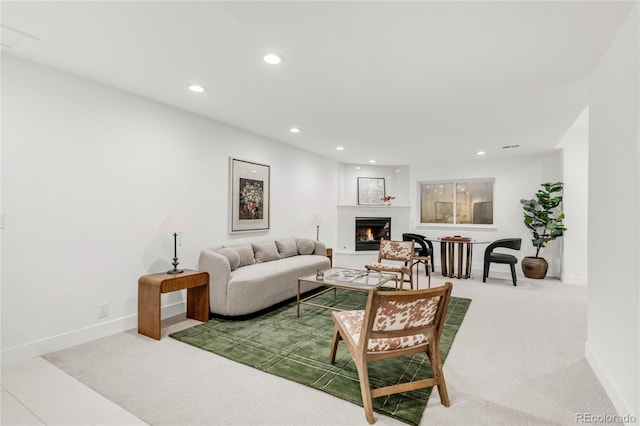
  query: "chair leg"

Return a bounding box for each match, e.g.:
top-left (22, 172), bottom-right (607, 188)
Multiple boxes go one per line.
top-left (329, 326), bottom-right (341, 364)
top-left (427, 339), bottom-right (450, 407)
top-left (510, 264), bottom-right (517, 286)
top-left (355, 361), bottom-right (375, 424)
top-left (483, 262), bottom-right (489, 282)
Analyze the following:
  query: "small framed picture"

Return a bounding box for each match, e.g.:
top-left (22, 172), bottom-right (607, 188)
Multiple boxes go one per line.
top-left (357, 177), bottom-right (385, 205)
top-left (229, 157), bottom-right (270, 232)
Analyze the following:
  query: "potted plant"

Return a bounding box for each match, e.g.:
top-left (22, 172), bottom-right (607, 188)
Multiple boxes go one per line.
top-left (519, 182), bottom-right (567, 279)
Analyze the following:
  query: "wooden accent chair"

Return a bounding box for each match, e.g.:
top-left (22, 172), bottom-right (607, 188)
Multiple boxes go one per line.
top-left (329, 282), bottom-right (453, 424)
top-left (482, 238), bottom-right (522, 286)
top-left (365, 239), bottom-right (415, 290)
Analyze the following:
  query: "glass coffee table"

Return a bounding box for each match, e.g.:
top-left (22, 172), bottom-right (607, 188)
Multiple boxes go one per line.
top-left (296, 267), bottom-right (396, 317)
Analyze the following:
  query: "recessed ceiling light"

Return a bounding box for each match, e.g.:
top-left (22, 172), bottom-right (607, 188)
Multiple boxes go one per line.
top-left (188, 84), bottom-right (206, 93)
top-left (369, 160), bottom-right (376, 164)
top-left (289, 127), bottom-right (301, 133)
top-left (395, 169), bottom-right (400, 173)
top-left (355, 166), bottom-right (361, 170)
top-left (336, 146), bottom-right (344, 151)
top-left (263, 53), bottom-right (283, 65)
top-left (477, 151), bottom-right (486, 156)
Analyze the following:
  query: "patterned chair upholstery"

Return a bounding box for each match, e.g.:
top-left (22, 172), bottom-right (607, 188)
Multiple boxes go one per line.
top-left (365, 239), bottom-right (415, 290)
top-left (329, 282), bottom-right (453, 424)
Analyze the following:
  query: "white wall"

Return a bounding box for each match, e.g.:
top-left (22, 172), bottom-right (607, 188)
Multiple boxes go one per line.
top-left (559, 109), bottom-right (589, 285)
top-left (587, 4), bottom-right (639, 420)
top-left (1, 55), bottom-right (338, 366)
top-left (338, 163), bottom-right (410, 206)
top-left (410, 153), bottom-right (563, 277)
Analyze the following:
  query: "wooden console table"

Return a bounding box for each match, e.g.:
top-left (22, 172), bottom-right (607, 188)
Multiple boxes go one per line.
top-left (138, 269), bottom-right (209, 340)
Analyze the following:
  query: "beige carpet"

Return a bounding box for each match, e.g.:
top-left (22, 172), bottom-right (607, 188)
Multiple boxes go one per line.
top-left (44, 270), bottom-right (621, 425)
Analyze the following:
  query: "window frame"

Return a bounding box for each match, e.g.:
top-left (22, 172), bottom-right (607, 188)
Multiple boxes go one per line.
top-left (417, 177), bottom-right (495, 227)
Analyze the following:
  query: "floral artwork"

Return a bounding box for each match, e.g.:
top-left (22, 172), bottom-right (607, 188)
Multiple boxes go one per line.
top-left (239, 178), bottom-right (264, 220)
top-left (230, 158), bottom-right (270, 232)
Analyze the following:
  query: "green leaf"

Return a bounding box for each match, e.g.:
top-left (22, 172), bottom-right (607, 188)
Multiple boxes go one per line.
top-left (522, 181), bottom-right (567, 251)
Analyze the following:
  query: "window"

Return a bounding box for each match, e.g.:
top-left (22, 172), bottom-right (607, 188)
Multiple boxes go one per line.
top-left (419, 178), bottom-right (494, 225)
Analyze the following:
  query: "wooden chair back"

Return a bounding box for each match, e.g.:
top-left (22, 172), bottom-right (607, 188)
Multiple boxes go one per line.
top-left (360, 283), bottom-right (451, 359)
top-left (329, 282), bottom-right (454, 423)
top-left (377, 239), bottom-right (415, 263)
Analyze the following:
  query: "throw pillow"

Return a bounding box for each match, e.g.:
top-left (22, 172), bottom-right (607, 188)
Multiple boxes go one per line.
top-left (218, 248), bottom-right (241, 271)
top-left (275, 239), bottom-right (298, 258)
top-left (233, 244), bottom-right (256, 267)
top-left (252, 241), bottom-right (281, 263)
top-left (296, 238), bottom-right (315, 255)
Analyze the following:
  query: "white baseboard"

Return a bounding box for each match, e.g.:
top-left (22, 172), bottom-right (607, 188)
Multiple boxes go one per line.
top-left (585, 341), bottom-right (637, 424)
top-left (1, 301), bottom-right (187, 369)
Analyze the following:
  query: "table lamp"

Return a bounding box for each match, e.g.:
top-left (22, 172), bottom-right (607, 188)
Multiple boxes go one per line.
top-left (309, 214), bottom-right (326, 241)
top-left (159, 213), bottom-right (189, 274)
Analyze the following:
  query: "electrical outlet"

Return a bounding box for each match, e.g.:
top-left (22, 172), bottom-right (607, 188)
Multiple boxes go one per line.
top-left (98, 303), bottom-right (109, 318)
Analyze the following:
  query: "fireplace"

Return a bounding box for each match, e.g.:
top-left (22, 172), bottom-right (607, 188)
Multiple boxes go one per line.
top-left (355, 217), bottom-right (391, 251)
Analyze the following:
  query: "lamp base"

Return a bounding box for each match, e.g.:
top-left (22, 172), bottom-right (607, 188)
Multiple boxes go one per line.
top-left (167, 268), bottom-right (184, 274)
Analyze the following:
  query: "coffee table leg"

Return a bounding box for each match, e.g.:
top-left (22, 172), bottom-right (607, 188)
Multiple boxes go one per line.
top-left (297, 279), bottom-right (301, 317)
top-left (440, 241), bottom-right (447, 276)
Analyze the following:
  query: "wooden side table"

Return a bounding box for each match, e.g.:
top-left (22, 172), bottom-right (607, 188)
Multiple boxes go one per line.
top-left (138, 269), bottom-right (209, 340)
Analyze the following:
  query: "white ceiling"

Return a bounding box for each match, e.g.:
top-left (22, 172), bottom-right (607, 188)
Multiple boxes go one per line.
top-left (1, 1), bottom-right (633, 165)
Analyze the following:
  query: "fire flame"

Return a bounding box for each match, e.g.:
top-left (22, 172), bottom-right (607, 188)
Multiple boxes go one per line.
top-left (366, 228), bottom-right (374, 240)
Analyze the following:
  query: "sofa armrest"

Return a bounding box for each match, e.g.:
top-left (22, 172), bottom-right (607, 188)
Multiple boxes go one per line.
top-left (198, 248), bottom-right (232, 314)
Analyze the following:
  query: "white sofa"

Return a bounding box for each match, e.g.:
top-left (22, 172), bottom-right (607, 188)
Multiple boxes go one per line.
top-left (198, 238), bottom-right (331, 316)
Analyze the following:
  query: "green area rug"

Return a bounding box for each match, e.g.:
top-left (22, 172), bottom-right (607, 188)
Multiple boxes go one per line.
top-left (170, 289), bottom-right (471, 426)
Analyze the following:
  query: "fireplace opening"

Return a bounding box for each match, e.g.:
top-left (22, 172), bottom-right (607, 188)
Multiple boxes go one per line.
top-left (355, 217), bottom-right (391, 251)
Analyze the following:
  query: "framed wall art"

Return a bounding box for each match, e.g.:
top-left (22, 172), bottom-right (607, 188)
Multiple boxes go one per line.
top-left (229, 157), bottom-right (270, 232)
top-left (357, 177), bottom-right (385, 205)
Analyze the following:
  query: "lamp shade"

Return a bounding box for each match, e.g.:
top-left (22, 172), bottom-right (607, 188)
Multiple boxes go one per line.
top-left (309, 214), bottom-right (326, 227)
top-left (159, 213), bottom-right (189, 233)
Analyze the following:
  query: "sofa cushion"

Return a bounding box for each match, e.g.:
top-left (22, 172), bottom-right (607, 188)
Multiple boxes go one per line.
top-left (276, 239), bottom-right (298, 258)
top-left (218, 247), bottom-right (241, 271)
top-left (296, 238), bottom-right (315, 255)
top-left (252, 241), bottom-right (281, 263)
top-left (233, 244), bottom-right (256, 267)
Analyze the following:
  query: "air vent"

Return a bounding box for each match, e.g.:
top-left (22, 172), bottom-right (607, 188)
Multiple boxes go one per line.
top-left (502, 145), bottom-right (520, 149)
top-left (1, 25), bottom-right (39, 50)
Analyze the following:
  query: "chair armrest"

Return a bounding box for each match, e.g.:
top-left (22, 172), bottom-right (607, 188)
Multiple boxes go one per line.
top-left (424, 239), bottom-right (434, 252)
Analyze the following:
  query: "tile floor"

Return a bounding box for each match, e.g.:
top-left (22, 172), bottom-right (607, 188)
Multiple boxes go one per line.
top-left (1, 356), bottom-right (147, 425)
